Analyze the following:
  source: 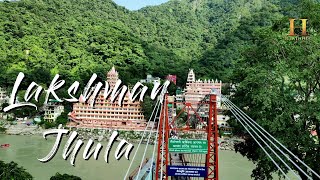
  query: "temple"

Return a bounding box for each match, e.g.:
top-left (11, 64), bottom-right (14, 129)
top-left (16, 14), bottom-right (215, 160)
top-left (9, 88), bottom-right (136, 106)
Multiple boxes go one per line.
top-left (68, 66), bottom-right (148, 130)
top-left (184, 69), bottom-right (222, 108)
top-left (176, 69), bottom-right (224, 126)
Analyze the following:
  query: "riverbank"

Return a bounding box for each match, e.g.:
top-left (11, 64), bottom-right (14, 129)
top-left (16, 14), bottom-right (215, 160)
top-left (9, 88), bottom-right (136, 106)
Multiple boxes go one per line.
top-left (1, 122), bottom-right (240, 150)
top-left (4, 124), bottom-right (44, 135)
top-left (1, 123), bottom-right (158, 144)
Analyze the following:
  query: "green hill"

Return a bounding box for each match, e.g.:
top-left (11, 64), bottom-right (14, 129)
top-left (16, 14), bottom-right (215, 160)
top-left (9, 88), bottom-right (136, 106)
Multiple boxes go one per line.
top-left (0, 0), bottom-right (283, 87)
top-left (1, 0), bottom-right (320, 179)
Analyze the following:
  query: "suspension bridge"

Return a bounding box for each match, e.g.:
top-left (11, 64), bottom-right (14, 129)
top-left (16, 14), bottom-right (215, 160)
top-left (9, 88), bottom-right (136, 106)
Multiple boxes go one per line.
top-left (123, 90), bottom-right (320, 180)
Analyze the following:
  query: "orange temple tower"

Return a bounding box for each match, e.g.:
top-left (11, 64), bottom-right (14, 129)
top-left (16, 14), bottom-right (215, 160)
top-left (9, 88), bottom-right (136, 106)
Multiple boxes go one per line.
top-left (68, 66), bottom-right (148, 130)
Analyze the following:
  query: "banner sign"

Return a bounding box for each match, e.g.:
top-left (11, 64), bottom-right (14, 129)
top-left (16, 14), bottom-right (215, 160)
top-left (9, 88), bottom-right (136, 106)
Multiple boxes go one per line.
top-left (167, 165), bottom-right (207, 177)
top-left (168, 139), bottom-right (208, 154)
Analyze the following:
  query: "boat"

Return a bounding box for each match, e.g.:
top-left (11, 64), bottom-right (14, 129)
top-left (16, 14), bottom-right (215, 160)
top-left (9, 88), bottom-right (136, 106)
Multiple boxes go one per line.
top-left (0, 144), bottom-right (10, 148)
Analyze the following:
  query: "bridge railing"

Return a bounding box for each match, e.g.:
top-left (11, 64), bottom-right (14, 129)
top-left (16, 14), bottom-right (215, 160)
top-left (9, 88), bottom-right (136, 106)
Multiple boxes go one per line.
top-left (128, 158), bottom-right (149, 180)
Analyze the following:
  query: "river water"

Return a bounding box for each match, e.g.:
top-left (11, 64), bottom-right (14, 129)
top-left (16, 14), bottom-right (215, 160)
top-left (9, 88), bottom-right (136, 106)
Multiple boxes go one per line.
top-left (0, 134), bottom-right (257, 180)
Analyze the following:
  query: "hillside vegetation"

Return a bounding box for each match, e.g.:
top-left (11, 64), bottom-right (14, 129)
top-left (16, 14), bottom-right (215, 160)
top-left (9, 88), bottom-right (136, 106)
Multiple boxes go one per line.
top-left (1, 0), bottom-right (320, 179)
top-left (0, 0), bottom-right (281, 87)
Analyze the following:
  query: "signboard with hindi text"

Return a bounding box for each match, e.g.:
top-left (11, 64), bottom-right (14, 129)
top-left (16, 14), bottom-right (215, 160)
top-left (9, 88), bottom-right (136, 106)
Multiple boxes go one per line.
top-left (167, 165), bottom-right (207, 177)
top-left (168, 139), bottom-right (208, 154)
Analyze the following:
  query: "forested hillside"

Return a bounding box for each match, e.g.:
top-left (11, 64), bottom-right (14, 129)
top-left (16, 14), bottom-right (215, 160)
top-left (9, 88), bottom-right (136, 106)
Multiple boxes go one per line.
top-left (0, 0), bottom-right (285, 88)
top-left (1, 0), bottom-right (320, 179)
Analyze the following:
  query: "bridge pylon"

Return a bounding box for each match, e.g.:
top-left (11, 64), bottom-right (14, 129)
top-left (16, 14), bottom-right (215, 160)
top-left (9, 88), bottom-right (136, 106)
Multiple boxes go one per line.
top-left (155, 93), bottom-right (219, 180)
top-left (205, 94), bottom-right (219, 180)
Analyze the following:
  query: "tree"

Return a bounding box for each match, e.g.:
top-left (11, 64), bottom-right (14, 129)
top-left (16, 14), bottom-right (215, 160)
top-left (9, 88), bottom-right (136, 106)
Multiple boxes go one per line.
top-left (167, 82), bottom-right (177, 96)
top-left (0, 0), bottom-right (277, 90)
top-left (50, 173), bottom-right (81, 180)
top-left (0, 161), bottom-right (33, 180)
top-left (43, 120), bottom-right (56, 129)
top-left (55, 111), bottom-right (69, 125)
top-left (229, 1), bottom-right (320, 178)
top-left (141, 95), bottom-right (156, 121)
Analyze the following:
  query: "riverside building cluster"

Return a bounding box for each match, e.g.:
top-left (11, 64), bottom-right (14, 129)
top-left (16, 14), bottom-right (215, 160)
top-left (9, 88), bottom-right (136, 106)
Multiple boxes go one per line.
top-left (1, 67), bottom-right (229, 130)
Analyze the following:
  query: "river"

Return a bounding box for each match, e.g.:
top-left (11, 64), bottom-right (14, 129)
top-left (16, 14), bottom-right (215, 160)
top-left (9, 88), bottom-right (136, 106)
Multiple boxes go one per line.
top-left (0, 134), bottom-right (257, 180)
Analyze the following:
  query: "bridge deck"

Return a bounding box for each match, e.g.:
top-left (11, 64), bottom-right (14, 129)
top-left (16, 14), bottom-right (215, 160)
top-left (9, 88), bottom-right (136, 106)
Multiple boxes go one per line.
top-left (170, 153), bottom-right (189, 180)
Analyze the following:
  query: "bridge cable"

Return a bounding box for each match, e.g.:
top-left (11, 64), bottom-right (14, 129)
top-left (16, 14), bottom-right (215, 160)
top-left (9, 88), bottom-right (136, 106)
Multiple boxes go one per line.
top-left (225, 99), bottom-right (290, 179)
top-left (223, 99), bottom-right (294, 179)
top-left (123, 99), bottom-right (160, 180)
top-left (222, 95), bottom-right (319, 179)
top-left (147, 105), bottom-right (162, 180)
top-left (223, 96), bottom-right (320, 179)
top-left (213, 89), bottom-right (318, 178)
top-left (222, 97), bottom-right (313, 179)
top-left (135, 101), bottom-right (162, 179)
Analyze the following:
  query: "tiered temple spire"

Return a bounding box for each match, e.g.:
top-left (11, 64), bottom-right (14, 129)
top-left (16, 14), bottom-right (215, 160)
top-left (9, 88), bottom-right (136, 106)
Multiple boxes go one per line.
top-left (107, 66), bottom-right (119, 87)
top-left (184, 69), bottom-right (222, 109)
top-left (68, 66), bottom-right (147, 130)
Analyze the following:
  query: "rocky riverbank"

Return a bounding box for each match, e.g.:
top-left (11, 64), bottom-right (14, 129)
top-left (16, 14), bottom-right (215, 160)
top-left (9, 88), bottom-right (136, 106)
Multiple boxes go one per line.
top-left (4, 123), bottom-right (45, 135)
top-left (1, 122), bottom-right (242, 151)
top-left (75, 128), bottom-right (157, 144)
top-left (219, 138), bottom-right (244, 151)
top-left (1, 123), bottom-right (157, 144)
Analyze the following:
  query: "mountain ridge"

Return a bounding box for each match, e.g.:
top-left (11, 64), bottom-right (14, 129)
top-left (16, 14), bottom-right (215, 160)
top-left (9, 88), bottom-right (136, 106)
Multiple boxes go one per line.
top-left (0, 0), bottom-right (289, 87)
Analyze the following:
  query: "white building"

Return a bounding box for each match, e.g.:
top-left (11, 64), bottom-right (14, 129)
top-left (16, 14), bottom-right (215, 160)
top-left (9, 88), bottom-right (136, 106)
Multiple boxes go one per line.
top-left (0, 87), bottom-right (8, 104)
top-left (217, 114), bottom-right (230, 127)
top-left (174, 88), bottom-right (185, 109)
top-left (0, 87), bottom-right (9, 118)
top-left (44, 100), bottom-right (64, 122)
top-left (140, 75), bottom-right (161, 84)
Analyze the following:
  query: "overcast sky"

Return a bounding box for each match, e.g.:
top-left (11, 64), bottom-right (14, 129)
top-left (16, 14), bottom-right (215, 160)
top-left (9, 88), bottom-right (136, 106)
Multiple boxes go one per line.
top-left (113, 0), bottom-right (169, 10)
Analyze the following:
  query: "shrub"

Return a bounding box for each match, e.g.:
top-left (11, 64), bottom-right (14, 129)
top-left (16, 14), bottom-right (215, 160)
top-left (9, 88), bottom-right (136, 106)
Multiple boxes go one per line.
top-left (50, 173), bottom-right (81, 180)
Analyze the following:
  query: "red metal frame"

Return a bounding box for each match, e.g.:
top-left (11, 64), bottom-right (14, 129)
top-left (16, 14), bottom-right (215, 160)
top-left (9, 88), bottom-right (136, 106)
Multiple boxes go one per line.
top-left (155, 95), bottom-right (169, 180)
top-left (205, 94), bottom-right (219, 180)
top-left (165, 96), bottom-right (169, 179)
top-left (155, 94), bottom-right (219, 180)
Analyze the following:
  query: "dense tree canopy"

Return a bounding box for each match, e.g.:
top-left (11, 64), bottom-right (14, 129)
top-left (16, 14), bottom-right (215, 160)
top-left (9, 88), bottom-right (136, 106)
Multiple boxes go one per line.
top-left (0, 0), bottom-right (279, 89)
top-left (228, 0), bottom-right (320, 179)
top-left (0, 161), bottom-right (33, 180)
top-left (50, 173), bottom-right (81, 180)
top-left (1, 0), bottom-right (320, 179)
top-left (0, 0), bottom-right (277, 119)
